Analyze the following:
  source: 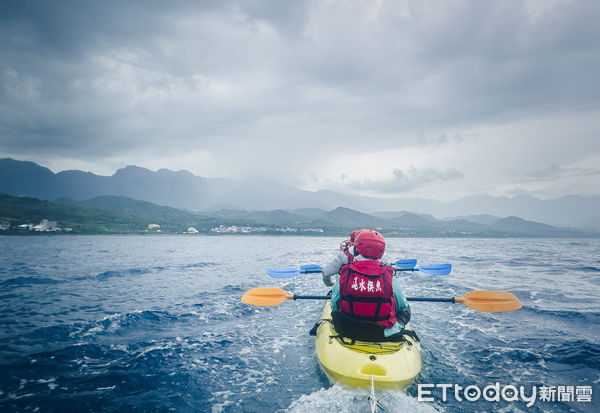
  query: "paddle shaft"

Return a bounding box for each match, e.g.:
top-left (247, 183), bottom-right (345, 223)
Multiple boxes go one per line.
top-left (267, 263), bottom-right (450, 278)
top-left (408, 297), bottom-right (455, 303)
top-left (293, 295), bottom-right (330, 300)
top-left (243, 288), bottom-right (521, 311)
top-left (292, 294), bottom-right (456, 303)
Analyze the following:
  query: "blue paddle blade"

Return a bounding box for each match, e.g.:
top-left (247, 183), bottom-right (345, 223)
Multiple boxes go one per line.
top-left (300, 264), bottom-right (323, 273)
top-left (416, 264), bottom-right (452, 275)
top-left (267, 268), bottom-right (301, 278)
top-left (392, 259), bottom-right (417, 270)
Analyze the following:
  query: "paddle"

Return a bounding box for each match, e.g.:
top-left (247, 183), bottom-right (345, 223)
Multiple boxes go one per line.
top-left (394, 263), bottom-right (452, 276)
top-left (267, 264), bottom-right (323, 278)
top-left (391, 259), bottom-right (418, 270)
top-left (241, 288), bottom-right (522, 312)
top-left (267, 261), bottom-right (451, 278)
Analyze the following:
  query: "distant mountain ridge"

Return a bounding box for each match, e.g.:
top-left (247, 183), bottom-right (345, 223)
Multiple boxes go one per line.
top-left (1, 193), bottom-right (596, 237)
top-left (2, 158), bottom-right (600, 229)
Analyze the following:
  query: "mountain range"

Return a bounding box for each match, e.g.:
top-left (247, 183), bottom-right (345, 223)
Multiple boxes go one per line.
top-left (2, 157), bottom-right (600, 230)
top-left (1, 193), bottom-right (595, 237)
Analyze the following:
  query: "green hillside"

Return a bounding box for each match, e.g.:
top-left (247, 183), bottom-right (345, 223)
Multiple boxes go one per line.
top-left (0, 194), bottom-right (209, 234)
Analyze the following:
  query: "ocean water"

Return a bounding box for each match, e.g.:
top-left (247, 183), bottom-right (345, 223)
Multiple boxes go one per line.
top-left (0, 235), bottom-right (598, 412)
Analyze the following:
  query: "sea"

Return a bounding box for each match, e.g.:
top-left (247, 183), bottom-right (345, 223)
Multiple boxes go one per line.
top-left (0, 235), bottom-right (599, 412)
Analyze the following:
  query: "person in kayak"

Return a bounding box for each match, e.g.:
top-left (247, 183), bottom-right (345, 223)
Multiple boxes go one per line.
top-left (324, 229), bottom-right (411, 341)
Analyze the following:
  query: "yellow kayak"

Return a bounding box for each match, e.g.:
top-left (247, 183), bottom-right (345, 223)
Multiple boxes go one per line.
top-left (315, 301), bottom-right (422, 390)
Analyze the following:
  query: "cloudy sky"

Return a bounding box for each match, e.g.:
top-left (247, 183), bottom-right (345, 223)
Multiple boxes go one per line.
top-left (1, 0), bottom-right (599, 201)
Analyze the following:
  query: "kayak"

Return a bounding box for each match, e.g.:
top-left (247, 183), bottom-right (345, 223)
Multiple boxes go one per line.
top-left (315, 300), bottom-right (422, 390)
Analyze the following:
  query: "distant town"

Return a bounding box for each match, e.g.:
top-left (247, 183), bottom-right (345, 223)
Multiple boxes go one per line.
top-left (137, 224), bottom-right (324, 234)
top-left (0, 219), bottom-right (325, 235)
top-left (210, 225), bottom-right (324, 234)
top-left (1, 219), bottom-right (72, 233)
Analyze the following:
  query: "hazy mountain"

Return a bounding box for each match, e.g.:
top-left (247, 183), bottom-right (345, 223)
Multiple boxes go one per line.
top-left (292, 208), bottom-right (330, 220)
top-left (65, 196), bottom-right (216, 228)
top-left (442, 214), bottom-right (501, 226)
top-left (2, 158), bottom-right (599, 229)
top-left (0, 158), bottom-right (58, 199)
top-left (2, 193), bottom-right (597, 237)
top-left (428, 194), bottom-right (589, 228)
top-left (207, 208), bottom-right (310, 226)
top-left (488, 216), bottom-right (576, 236)
top-left (0, 158), bottom-right (239, 210)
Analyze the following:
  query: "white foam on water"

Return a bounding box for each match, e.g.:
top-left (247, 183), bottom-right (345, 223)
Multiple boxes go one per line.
top-left (36, 378), bottom-right (58, 390)
top-left (96, 385), bottom-right (116, 391)
top-left (133, 341), bottom-right (175, 358)
top-left (286, 385), bottom-right (442, 413)
top-left (209, 390), bottom-right (235, 413)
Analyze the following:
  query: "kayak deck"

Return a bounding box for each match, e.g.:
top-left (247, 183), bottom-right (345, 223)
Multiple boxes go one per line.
top-left (315, 301), bottom-right (421, 390)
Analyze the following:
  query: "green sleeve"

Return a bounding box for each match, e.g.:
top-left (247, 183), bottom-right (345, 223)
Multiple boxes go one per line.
top-left (330, 280), bottom-right (341, 312)
top-left (392, 276), bottom-right (409, 312)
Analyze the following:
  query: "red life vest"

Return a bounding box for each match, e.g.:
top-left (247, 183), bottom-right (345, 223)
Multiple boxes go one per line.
top-left (339, 260), bottom-right (397, 329)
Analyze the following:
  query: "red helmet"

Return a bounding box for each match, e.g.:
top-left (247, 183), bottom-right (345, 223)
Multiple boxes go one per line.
top-left (350, 229), bottom-right (367, 243)
top-left (354, 230), bottom-right (385, 259)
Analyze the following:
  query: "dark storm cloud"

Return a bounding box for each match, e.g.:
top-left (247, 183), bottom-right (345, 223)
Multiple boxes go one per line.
top-left (0, 0), bottom-right (318, 157)
top-left (0, 0), bottom-right (599, 196)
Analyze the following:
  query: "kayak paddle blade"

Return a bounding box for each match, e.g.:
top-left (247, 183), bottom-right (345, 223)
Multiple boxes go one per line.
top-left (267, 268), bottom-right (301, 278)
top-left (456, 290), bottom-right (523, 312)
top-left (417, 264), bottom-right (452, 275)
top-left (241, 288), bottom-right (292, 306)
top-left (392, 259), bottom-right (417, 270)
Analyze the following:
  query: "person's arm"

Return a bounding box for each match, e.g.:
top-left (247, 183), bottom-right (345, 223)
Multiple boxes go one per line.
top-left (321, 251), bottom-right (348, 286)
top-left (329, 280), bottom-right (341, 311)
top-left (392, 277), bottom-right (411, 326)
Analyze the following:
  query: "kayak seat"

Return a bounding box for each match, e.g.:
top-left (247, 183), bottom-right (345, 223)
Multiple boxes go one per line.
top-left (331, 311), bottom-right (407, 342)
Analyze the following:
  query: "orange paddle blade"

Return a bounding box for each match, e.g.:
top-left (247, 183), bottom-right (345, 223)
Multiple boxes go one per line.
top-left (241, 288), bottom-right (294, 306)
top-left (455, 290), bottom-right (522, 312)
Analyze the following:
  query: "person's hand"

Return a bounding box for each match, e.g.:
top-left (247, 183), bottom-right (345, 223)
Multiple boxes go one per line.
top-left (322, 273), bottom-right (335, 287)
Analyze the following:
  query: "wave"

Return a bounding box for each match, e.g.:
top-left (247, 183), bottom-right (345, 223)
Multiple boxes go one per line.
top-left (0, 277), bottom-right (61, 286)
top-left (178, 262), bottom-right (219, 269)
top-left (572, 265), bottom-right (600, 272)
top-left (94, 266), bottom-right (163, 280)
top-left (22, 324), bottom-right (73, 343)
top-left (544, 340), bottom-right (600, 368)
top-left (71, 310), bottom-right (182, 338)
top-left (522, 306), bottom-right (600, 323)
top-left (0, 339), bottom-right (214, 412)
top-left (91, 263), bottom-right (218, 280)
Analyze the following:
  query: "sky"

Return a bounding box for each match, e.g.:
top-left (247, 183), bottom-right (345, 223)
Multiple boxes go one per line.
top-left (1, 0), bottom-right (599, 201)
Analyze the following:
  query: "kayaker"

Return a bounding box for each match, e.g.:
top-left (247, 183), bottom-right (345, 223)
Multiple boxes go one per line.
top-left (324, 229), bottom-right (411, 341)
